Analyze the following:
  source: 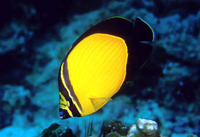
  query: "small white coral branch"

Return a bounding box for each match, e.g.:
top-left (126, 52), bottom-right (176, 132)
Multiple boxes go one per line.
top-left (127, 118), bottom-right (161, 137)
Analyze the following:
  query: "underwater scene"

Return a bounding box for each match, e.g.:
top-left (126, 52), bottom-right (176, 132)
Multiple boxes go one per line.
top-left (0, 0), bottom-right (200, 137)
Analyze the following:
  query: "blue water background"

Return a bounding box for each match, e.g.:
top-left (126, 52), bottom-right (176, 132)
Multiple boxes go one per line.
top-left (0, 0), bottom-right (200, 136)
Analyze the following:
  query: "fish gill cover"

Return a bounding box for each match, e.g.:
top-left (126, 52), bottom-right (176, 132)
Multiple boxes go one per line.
top-left (0, 0), bottom-right (200, 137)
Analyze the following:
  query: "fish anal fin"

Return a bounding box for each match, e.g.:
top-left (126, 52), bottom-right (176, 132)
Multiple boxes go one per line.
top-left (89, 97), bottom-right (111, 111)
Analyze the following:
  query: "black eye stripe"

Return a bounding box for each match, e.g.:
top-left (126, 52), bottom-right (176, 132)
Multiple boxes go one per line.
top-left (59, 108), bottom-right (71, 119)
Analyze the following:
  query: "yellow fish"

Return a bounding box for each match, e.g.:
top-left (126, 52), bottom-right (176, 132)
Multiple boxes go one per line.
top-left (58, 17), bottom-right (154, 119)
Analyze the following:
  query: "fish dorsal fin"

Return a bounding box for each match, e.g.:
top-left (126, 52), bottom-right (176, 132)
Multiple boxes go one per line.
top-left (89, 97), bottom-right (111, 111)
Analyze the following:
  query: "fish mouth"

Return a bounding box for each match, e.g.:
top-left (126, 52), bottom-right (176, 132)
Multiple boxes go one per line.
top-left (59, 108), bottom-right (71, 119)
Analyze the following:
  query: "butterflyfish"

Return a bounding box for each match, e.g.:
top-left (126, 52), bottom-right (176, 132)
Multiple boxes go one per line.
top-left (58, 16), bottom-right (154, 119)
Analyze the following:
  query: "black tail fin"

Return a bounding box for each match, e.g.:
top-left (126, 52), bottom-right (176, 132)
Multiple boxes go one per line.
top-left (126, 17), bottom-right (154, 81)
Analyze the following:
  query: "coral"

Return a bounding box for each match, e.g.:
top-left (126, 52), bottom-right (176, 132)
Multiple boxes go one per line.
top-left (155, 12), bottom-right (200, 64)
top-left (0, 22), bottom-right (33, 54)
top-left (0, 105), bottom-right (12, 129)
top-left (2, 85), bottom-right (31, 108)
top-left (153, 0), bottom-right (200, 16)
top-left (127, 119), bottom-right (161, 137)
top-left (0, 85), bottom-right (39, 129)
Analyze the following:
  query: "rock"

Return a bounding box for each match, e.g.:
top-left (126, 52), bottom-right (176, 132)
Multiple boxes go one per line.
top-left (105, 131), bottom-right (125, 137)
top-left (103, 120), bottom-right (128, 136)
top-left (188, 134), bottom-right (198, 137)
top-left (42, 123), bottom-right (75, 137)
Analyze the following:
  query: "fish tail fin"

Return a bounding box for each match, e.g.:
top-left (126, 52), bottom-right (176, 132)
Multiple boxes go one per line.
top-left (133, 17), bottom-right (155, 42)
top-left (126, 17), bottom-right (155, 81)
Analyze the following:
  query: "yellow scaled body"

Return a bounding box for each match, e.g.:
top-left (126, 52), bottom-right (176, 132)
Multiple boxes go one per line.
top-left (67, 33), bottom-right (128, 116)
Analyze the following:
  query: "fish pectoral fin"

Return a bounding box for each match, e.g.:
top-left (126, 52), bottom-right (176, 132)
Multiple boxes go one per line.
top-left (89, 97), bottom-right (111, 111)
